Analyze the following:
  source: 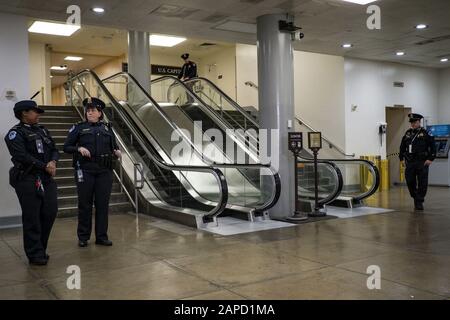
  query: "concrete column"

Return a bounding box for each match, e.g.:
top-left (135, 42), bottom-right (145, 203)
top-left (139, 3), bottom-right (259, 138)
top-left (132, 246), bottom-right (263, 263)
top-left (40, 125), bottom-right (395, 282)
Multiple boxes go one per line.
top-left (128, 30), bottom-right (151, 92)
top-left (257, 14), bottom-right (295, 219)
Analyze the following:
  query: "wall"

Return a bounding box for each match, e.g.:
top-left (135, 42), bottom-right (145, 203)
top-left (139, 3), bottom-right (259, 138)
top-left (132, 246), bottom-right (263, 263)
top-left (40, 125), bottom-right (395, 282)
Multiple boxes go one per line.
top-left (199, 46), bottom-right (237, 100)
top-left (0, 13), bottom-right (29, 225)
top-left (294, 52), bottom-right (346, 150)
top-left (236, 44), bottom-right (258, 108)
top-left (235, 44), bottom-right (346, 150)
top-left (438, 67), bottom-right (450, 123)
top-left (29, 42), bottom-right (51, 105)
top-left (344, 58), bottom-right (439, 158)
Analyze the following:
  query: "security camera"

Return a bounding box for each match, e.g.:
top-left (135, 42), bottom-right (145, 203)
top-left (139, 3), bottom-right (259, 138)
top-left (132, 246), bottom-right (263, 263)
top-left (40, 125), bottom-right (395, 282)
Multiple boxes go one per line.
top-left (291, 31), bottom-right (305, 41)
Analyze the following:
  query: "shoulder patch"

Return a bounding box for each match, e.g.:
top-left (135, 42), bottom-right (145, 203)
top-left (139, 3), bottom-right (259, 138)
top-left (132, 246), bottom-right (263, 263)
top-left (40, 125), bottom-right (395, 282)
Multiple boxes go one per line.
top-left (8, 131), bottom-right (17, 141)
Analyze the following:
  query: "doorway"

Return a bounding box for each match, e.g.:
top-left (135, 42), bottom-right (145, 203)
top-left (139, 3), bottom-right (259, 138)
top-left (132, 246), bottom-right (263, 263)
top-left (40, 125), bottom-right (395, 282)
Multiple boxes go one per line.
top-left (385, 106), bottom-right (412, 185)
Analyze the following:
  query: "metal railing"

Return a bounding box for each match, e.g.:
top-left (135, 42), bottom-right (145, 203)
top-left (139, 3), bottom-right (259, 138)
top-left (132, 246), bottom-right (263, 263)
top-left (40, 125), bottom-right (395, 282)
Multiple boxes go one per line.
top-left (243, 80), bottom-right (355, 158)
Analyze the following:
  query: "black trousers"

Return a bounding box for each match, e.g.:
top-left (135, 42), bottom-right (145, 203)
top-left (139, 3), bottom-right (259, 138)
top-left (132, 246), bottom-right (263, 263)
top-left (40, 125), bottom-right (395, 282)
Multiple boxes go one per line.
top-left (405, 160), bottom-right (429, 203)
top-left (14, 176), bottom-right (57, 260)
top-left (76, 169), bottom-right (113, 241)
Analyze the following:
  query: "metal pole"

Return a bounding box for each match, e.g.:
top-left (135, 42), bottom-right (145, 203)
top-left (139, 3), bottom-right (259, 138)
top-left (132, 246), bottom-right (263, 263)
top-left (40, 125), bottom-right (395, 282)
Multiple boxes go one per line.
top-left (314, 150), bottom-right (319, 211)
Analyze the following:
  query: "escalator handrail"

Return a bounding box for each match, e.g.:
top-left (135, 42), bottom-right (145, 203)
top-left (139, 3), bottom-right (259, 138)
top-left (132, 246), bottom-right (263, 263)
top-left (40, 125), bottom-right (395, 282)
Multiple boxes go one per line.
top-left (105, 72), bottom-right (264, 168)
top-left (152, 75), bottom-right (260, 158)
top-left (183, 76), bottom-right (260, 129)
top-left (104, 72), bottom-right (281, 213)
top-left (297, 159), bottom-right (344, 206)
top-left (75, 70), bottom-right (281, 214)
top-left (68, 69), bottom-right (229, 221)
top-left (299, 157), bottom-right (380, 202)
top-left (180, 77), bottom-right (376, 203)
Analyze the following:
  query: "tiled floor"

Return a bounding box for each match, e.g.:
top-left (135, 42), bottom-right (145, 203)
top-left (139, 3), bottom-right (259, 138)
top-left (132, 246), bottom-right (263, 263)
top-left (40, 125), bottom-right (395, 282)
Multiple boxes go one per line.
top-left (0, 186), bottom-right (449, 300)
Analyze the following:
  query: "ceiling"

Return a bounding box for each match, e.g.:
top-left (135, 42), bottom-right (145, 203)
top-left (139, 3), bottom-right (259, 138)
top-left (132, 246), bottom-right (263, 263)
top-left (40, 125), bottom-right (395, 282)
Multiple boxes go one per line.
top-left (30, 25), bottom-right (234, 88)
top-left (2, 0), bottom-right (450, 68)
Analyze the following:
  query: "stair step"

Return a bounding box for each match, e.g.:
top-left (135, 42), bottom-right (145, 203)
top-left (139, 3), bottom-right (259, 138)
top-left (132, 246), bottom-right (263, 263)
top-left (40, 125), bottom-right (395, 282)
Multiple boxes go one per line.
top-left (40, 116), bottom-right (80, 122)
top-left (57, 192), bottom-right (128, 207)
top-left (58, 201), bottom-right (133, 218)
top-left (57, 183), bottom-right (123, 196)
top-left (41, 123), bottom-right (75, 130)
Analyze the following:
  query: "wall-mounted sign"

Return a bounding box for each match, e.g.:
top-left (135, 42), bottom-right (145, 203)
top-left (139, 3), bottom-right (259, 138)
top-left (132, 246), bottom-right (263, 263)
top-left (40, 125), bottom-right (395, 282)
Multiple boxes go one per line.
top-left (151, 65), bottom-right (182, 76)
top-left (121, 63), bottom-right (181, 76)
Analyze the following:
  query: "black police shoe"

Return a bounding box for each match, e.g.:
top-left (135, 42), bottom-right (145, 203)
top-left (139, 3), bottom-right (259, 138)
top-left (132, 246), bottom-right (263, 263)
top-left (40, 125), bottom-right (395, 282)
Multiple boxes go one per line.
top-left (78, 240), bottom-right (88, 247)
top-left (414, 201), bottom-right (424, 211)
top-left (29, 257), bottom-right (48, 266)
top-left (95, 239), bottom-right (113, 246)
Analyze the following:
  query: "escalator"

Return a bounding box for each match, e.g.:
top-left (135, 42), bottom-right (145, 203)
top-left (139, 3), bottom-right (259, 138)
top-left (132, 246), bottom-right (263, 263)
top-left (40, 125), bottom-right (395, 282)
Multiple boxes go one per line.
top-left (68, 70), bottom-right (281, 227)
top-left (174, 76), bottom-right (380, 208)
top-left (149, 76), bottom-right (344, 210)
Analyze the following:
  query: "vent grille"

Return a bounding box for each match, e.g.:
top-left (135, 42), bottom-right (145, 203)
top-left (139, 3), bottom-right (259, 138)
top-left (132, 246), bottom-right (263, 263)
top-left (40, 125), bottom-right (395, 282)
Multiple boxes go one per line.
top-left (202, 14), bottom-right (228, 23)
top-left (150, 5), bottom-right (198, 18)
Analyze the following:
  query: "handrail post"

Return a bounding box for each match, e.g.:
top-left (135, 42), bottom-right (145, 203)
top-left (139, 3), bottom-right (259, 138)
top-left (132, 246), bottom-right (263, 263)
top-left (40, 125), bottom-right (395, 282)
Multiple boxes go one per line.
top-left (134, 163), bottom-right (144, 215)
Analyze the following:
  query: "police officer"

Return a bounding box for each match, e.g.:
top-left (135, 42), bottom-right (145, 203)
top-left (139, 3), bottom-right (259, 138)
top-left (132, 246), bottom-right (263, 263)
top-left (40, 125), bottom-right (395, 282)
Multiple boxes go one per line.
top-left (178, 53), bottom-right (198, 81)
top-left (4, 100), bottom-right (59, 266)
top-left (63, 97), bottom-right (121, 247)
top-left (399, 113), bottom-right (436, 210)
top-left (178, 53), bottom-right (198, 104)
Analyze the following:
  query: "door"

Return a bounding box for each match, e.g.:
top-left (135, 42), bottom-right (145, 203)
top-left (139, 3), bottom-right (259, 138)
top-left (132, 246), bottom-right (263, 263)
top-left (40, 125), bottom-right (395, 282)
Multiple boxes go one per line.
top-left (386, 107), bottom-right (412, 185)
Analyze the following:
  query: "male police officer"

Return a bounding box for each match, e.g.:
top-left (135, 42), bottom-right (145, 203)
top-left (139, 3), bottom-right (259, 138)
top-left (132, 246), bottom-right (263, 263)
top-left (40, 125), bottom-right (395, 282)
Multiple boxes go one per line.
top-left (399, 113), bottom-right (436, 211)
top-left (5, 100), bottom-right (59, 265)
top-left (178, 53), bottom-right (198, 81)
top-left (64, 98), bottom-right (120, 247)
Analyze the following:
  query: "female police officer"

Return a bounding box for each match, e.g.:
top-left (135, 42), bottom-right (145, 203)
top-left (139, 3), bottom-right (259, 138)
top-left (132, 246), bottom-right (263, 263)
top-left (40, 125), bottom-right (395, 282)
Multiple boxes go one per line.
top-left (5, 100), bottom-right (59, 265)
top-left (64, 97), bottom-right (121, 247)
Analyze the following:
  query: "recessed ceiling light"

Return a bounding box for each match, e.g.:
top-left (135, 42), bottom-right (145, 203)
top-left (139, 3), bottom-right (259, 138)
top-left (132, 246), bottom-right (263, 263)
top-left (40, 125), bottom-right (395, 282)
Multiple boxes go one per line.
top-left (149, 34), bottom-right (186, 47)
top-left (50, 66), bottom-right (68, 71)
top-left (342, 0), bottom-right (378, 5)
top-left (64, 56), bottom-right (83, 61)
top-left (92, 7), bottom-right (105, 14)
top-left (396, 51), bottom-right (405, 56)
top-left (28, 21), bottom-right (80, 36)
top-left (342, 43), bottom-right (353, 48)
top-left (415, 24), bottom-right (428, 30)
top-left (441, 58), bottom-right (449, 62)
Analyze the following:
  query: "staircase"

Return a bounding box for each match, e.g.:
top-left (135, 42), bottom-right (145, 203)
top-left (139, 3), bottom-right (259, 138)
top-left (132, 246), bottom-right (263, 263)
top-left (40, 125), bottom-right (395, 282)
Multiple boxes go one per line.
top-left (38, 105), bottom-right (133, 217)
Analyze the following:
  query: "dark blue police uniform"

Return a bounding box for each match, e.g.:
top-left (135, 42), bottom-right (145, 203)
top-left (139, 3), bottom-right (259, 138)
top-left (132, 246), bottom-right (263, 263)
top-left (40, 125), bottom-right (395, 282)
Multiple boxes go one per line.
top-left (63, 98), bottom-right (118, 246)
top-left (4, 100), bottom-right (59, 265)
top-left (178, 53), bottom-right (198, 81)
top-left (399, 113), bottom-right (436, 210)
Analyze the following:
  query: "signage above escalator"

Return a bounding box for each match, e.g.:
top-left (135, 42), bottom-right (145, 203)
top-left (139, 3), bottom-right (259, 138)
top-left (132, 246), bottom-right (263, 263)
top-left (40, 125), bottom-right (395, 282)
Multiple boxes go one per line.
top-left (121, 63), bottom-right (182, 76)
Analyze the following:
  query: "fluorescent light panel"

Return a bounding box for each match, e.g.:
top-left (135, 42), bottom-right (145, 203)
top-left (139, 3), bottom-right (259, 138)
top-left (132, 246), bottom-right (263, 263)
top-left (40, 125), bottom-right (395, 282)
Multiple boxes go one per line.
top-left (416, 24), bottom-right (428, 29)
top-left (50, 66), bottom-right (67, 71)
top-left (149, 34), bottom-right (186, 47)
top-left (342, 43), bottom-right (353, 48)
top-left (441, 58), bottom-right (449, 62)
top-left (92, 7), bottom-right (105, 13)
top-left (64, 56), bottom-right (83, 61)
top-left (28, 21), bottom-right (80, 36)
top-left (396, 51), bottom-right (405, 56)
top-left (342, 0), bottom-right (378, 4)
